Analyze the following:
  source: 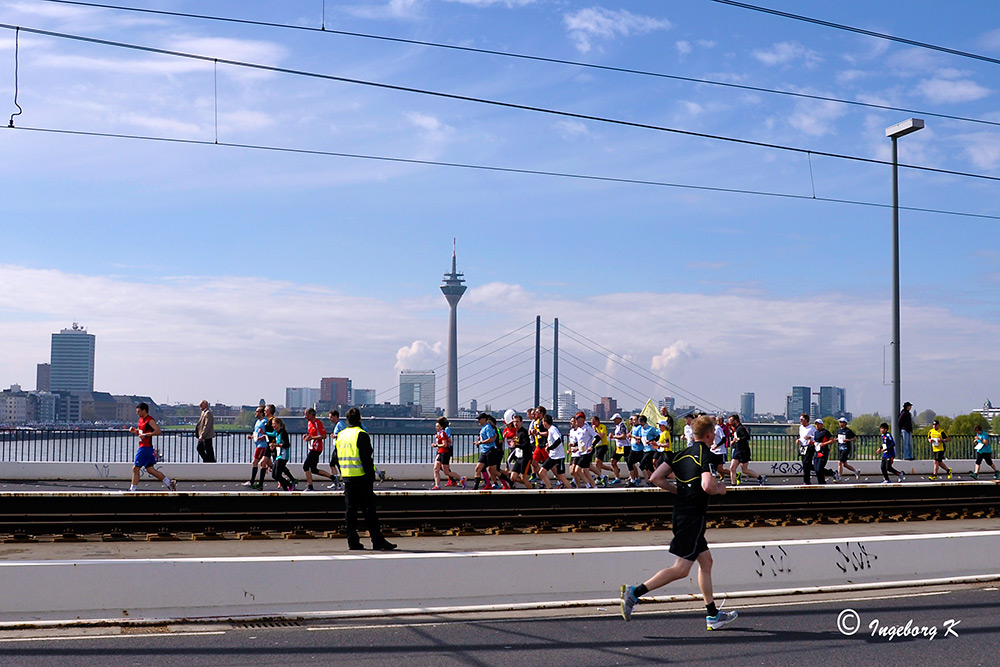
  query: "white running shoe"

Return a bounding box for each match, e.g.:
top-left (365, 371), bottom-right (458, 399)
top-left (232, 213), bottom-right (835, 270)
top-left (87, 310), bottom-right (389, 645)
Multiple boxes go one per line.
top-left (706, 610), bottom-right (738, 630)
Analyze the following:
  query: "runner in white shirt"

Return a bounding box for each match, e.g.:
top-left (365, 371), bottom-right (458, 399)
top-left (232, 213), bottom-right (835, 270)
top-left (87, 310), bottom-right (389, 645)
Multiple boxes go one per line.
top-left (568, 412), bottom-right (598, 489)
top-left (538, 414), bottom-right (572, 489)
top-left (710, 420), bottom-right (728, 479)
top-left (797, 413), bottom-right (817, 484)
top-left (683, 412), bottom-right (695, 445)
top-left (608, 414), bottom-right (629, 483)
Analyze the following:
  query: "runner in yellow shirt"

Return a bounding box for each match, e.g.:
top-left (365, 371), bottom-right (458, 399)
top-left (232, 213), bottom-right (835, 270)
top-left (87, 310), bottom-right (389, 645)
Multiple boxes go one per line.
top-left (589, 416), bottom-right (615, 486)
top-left (927, 419), bottom-right (952, 480)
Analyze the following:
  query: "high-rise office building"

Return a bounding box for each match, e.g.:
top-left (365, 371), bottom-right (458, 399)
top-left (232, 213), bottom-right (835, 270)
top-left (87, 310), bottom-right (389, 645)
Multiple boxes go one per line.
top-left (740, 393), bottom-right (755, 422)
top-left (786, 386), bottom-right (811, 421)
top-left (36, 363), bottom-right (50, 392)
top-left (353, 389), bottom-right (376, 405)
top-left (658, 396), bottom-right (675, 414)
top-left (285, 387), bottom-right (320, 410)
top-left (50, 323), bottom-right (95, 392)
top-left (557, 390), bottom-right (579, 419)
top-left (399, 370), bottom-right (436, 416)
top-left (320, 377), bottom-right (352, 407)
top-left (818, 386), bottom-right (846, 418)
top-left (594, 397), bottom-right (619, 421)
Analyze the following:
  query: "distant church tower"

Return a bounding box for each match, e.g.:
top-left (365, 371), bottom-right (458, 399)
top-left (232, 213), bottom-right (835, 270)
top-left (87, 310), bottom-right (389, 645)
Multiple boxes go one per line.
top-left (440, 240), bottom-right (467, 418)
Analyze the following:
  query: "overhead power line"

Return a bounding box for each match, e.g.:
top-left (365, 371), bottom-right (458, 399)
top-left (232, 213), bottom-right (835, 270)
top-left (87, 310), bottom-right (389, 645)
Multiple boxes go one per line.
top-left (7, 125), bottom-right (1000, 222)
top-left (711, 0), bottom-right (1000, 67)
top-left (35, 0), bottom-right (1000, 129)
top-left (2, 23), bottom-right (999, 186)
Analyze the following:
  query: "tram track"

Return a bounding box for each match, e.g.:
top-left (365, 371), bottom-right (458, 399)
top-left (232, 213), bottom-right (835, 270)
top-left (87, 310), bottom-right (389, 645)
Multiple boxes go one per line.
top-left (1, 482), bottom-right (997, 540)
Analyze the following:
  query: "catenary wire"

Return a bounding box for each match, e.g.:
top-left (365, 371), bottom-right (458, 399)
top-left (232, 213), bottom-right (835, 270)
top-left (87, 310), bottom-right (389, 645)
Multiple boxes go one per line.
top-left (710, 0), bottom-right (1000, 67)
top-left (2, 23), bottom-right (1000, 185)
top-left (6, 125), bottom-right (999, 222)
top-left (556, 346), bottom-right (687, 408)
top-left (34, 0), bottom-right (1000, 129)
top-left (371, 320), bottom-right (536, 400)
top-left (558, 324), bottom-right (728, 413)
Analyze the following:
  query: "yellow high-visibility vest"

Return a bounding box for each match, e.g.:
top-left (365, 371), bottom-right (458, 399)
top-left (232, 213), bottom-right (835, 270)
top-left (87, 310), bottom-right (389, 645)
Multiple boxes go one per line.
top-left (336, 426), bottom-right (365, 477)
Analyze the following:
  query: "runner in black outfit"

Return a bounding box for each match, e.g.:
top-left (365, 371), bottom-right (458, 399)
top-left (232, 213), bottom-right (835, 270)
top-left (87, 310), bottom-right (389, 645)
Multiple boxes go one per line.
top-left (619, 415), bottom-right (738, 631)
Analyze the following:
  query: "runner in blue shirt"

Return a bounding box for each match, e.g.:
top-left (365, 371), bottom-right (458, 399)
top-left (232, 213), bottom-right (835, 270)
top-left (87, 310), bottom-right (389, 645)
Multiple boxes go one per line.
top-left (472, 412), bottom-right (497, 490)
top-left (971, 424), bottom-right (999, 480)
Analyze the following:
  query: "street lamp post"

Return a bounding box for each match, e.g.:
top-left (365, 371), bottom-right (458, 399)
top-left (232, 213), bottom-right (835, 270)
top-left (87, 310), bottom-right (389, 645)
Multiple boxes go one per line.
top-left (885, 118), bottom-right (924, 450)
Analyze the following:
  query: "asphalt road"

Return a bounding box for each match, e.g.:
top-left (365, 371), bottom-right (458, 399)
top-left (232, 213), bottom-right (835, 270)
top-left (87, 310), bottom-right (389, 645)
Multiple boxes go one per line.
top-left (1, 584), bottom-right (996, 666)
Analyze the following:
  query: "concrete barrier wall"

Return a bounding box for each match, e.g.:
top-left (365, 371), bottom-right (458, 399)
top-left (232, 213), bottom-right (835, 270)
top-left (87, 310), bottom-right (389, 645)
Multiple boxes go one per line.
top-left (0, 459), bottom-right (979, 482)
top-left (1, 530), bottom-right (998, 623)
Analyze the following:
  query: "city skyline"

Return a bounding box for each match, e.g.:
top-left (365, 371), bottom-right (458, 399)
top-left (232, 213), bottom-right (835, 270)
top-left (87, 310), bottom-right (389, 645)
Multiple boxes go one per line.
top-left (0, 2), bottom-right (997, 416)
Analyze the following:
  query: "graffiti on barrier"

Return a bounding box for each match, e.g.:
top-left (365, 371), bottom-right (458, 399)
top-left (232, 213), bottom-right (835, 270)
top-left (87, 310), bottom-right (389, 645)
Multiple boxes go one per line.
top-left (835, 542), bottom-right (878, 574)
top-left (754, 545), bottom-right (791, 578)
top-left (93, 464), bottom-right (112, 479)
top-left (770, 461), bottom-right (803, 475)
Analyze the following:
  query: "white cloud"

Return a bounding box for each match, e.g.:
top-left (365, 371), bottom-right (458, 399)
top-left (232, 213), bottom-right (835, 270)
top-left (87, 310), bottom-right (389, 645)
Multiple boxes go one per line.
top-left (676, 40), bottom-right (692, 57)
top-left (979, 27), bottom-right (1000, 52)
top-left (405, 112), bottom-right (454, 142)
top-left (651, 341), bottom-right (693, 373)
top-left (117, 111), bottom-right (203, 137)
top-left (395, 340), bottom-right (445, 372)
top-left (752, 41), bottom-right (821, 67)
top-left (443, 0), bottom-right (536, 6)
top-left (788, 98), bottom-right (847, 137)
top-left (958, 132), bottom-right (1000, 169)
top-left (917, 78), bottom-right (991, 103)
top-left (167, 37), bottom-right (288, 66)
top-left (341, 0), bottom-right (423, 20)
top-left (680, 101), bottom-right (703, 116)
top-left (554, 119), bottom-right (591, 139)
top-left (564, 7), bottom-right (670, 54)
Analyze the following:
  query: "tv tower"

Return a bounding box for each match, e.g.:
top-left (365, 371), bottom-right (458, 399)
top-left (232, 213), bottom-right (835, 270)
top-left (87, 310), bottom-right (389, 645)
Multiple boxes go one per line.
top-left (440, 239), bottom-right (467, 418)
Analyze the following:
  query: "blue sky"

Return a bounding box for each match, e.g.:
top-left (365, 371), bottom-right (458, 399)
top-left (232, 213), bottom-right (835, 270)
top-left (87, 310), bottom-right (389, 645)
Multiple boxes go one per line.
top-left (0, 0), bottom-right (997, 417)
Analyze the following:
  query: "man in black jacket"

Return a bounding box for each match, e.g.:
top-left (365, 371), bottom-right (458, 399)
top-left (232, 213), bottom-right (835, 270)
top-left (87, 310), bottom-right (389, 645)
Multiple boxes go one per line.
top-left (335, 408), bottom-right (396, 551)
top-left (899, 401), bottom-right (914, 460)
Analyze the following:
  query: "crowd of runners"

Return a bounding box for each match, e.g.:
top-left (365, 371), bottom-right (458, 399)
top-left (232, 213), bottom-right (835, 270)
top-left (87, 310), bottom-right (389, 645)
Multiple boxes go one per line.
top-left (125, 402), bottom-right (998, 492)
top-left (437, 406), bottom-right (771, 491)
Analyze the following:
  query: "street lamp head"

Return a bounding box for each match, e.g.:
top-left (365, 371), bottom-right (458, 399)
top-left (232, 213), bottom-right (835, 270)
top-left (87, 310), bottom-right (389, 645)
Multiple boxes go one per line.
top-left (886, 118), bottom-right (925, 139)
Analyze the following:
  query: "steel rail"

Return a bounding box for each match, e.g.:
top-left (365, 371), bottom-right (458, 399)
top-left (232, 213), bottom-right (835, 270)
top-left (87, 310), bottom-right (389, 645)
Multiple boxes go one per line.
top-left (0, 484), bottom-right (996, 537)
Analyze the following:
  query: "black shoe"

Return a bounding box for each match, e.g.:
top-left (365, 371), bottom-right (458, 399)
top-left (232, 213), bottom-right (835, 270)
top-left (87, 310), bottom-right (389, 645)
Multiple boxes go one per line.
top-left (348, 542), bottom-right (366, 550)
top-left (372, 541), bottom-right (397, 551)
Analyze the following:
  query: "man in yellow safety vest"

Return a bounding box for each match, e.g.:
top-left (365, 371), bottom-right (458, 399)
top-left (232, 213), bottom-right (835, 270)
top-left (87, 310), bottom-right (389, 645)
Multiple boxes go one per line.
top-left (335, 408), bottom-right (397, 551)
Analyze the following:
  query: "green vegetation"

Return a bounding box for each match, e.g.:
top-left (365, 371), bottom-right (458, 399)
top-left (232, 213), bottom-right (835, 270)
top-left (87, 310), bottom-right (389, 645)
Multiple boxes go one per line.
top-left (848, 413), bottom-right (883, 435)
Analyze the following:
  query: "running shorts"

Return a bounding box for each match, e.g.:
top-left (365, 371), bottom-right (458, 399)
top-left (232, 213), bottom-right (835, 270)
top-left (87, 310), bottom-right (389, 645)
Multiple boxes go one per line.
top-left (303, 449), bottom-right (322, 474)
top-left (134, 446), bottom-right (156, 468)
top-left (669, 513), bottom-right (709, 561)
top-left (640, 451), bottom-right (656, 472)
top-left (733, 446), bottom-right (752, 464)
top-left (627, 449), bottom-right (644, 469)
top-left (837, 451), bottom-right (850, 464)
top-left (708, 452), bottom-right (725, 468)
top-left (532, 446), bottom-right (549, 463)
top-left (541, 458), bottom-right (565, 474)
top-left (255, 446), bottom-right (271, 459)
top-left (976, 452), bottom-right (993, 466)
top-left (577, 453), bottom-right (593, 469)
top-left (933, 451), bottom-right (946, 462)
top-left (511, 457), bottom-right (529, 475)
top-left (436, 451), bottom-right (453, 466)
top-left (594, 445), bottom-right (608, 461)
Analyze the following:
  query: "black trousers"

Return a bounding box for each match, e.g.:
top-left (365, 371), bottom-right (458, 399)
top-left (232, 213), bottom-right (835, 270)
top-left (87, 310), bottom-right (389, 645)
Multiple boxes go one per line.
top-left (197, 438), bottom-right (216, 462)
top-left (343, 477), bottom-right (387, 546)
top-left (800, 452), bottom-right (814, 484)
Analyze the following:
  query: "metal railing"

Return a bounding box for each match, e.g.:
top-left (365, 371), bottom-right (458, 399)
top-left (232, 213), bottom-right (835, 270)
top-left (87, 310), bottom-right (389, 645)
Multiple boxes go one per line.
top-left (0, 429), bottom-right (983, 465)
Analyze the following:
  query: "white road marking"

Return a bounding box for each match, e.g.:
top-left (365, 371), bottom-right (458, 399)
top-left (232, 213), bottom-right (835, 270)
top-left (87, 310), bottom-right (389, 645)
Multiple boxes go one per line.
top-left (0, 630), bottom-right (226, 643)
